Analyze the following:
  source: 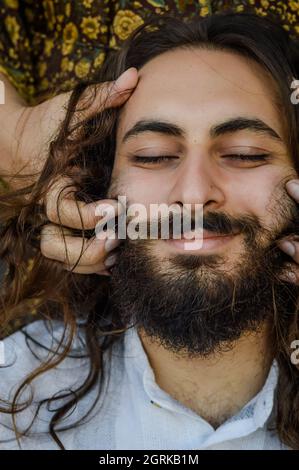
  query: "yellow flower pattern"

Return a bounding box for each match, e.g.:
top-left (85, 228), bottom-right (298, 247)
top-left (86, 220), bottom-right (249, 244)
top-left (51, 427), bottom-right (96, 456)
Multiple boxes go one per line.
top-left (4, 0), bottom-right (18, 8)
top-left (83, 0), bottom-right (93, 8)
top-left (4, 16), bottom-right (20, 45)
top-left (81, 15), bottom-right (102, 40)
top-left (74, 57), bottom-right (91, 78)
top-left (62, 22), bottom-right (79, 55)
top-left (113, 10), bottom-right (144, 41)
top-left (0, 0), bottom-right (297, 105)
top-left (94, 51), bottom-right (105, 68)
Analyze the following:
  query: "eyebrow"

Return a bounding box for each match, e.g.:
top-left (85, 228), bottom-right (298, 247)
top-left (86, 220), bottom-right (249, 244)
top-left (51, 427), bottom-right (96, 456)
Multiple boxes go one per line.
top-left (121, 117), bottom-right (283, 144)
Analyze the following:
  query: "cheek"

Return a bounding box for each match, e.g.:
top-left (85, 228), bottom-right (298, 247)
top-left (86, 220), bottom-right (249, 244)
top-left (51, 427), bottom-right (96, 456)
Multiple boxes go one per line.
top-left (227, 167), bottom-right (294, 226)
top-left (111, 166), bottom-right (170, 206)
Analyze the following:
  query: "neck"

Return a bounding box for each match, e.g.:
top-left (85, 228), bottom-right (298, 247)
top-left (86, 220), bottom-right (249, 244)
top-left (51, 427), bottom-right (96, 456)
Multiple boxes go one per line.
top-left (138, 321), bottom-right (274, 429)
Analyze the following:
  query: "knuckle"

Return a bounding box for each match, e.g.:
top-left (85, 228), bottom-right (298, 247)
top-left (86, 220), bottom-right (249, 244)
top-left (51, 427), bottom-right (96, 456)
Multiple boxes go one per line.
top-left (45, 200), bottom-right (58, 223)
top-left (84, 243), bottom-right (103, 265)
top-left (40, 237), bottom-right (52, 258)
top-left (84, 250), bottom-right (100, 266)
top-left (40, 225), bottom-right (59, 258)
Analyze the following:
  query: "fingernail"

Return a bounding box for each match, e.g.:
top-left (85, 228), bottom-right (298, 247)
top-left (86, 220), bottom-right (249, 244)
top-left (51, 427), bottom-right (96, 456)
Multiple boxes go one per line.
top-left (96, 270), bottom-right (111, 277)
top-left (279, 240), bottom-right (296, 257)
top-left (281, 270), bottom-right (297, 283)
top-left (105, 237), bottom-right (120, 253)
top-left (104, 254), bottom-right (118, 268)
top-left (286, 180), bottom-right (299, 200)
top-left (285, 271), bottom-right (297, 282)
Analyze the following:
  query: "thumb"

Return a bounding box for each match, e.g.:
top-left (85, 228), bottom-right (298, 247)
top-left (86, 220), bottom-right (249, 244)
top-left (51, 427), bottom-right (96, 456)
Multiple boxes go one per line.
top-left (80, 67), bottom-right (139, 118)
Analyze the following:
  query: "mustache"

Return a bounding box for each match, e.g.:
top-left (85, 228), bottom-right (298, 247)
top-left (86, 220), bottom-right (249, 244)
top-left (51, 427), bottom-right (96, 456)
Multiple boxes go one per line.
top-left (121, 198), bottom-right (299, 244)
top-left (99, 184), bottom-right (299, 245)
top-left (94, 207), bottom-right (299, 248)
top-left (107, 173), bottom-right (299, 243)
top-left (113, 210), bottom-right (263, 241)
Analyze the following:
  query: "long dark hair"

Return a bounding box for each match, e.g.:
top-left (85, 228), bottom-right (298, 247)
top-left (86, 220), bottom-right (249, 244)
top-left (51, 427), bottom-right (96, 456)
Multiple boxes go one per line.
top-left (1, 12), bottom-right (299, 449)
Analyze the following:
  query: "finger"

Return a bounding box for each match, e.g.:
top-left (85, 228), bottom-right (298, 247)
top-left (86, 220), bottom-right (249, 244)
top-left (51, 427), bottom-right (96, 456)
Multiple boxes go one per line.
top-left (45, 177), bottom-right (125, 229)
top-left (278, 262), bottom-right (298, 284)
top-left (286, 180), bottom-right (299, 202)
top-left (277, 238), bottom-right (299, 264)
top-left (80, 67), bottom-right (139, 119)
top-left (62, 263), bottom-right (110, 275)
top-left (62, 252), bottom-right (119, 274)
top-left (41, 224), bottom-right (120, 265)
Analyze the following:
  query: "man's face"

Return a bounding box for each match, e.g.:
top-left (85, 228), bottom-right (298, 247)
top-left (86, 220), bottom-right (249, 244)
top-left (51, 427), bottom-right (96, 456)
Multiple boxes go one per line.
top-left (107, 47), bottom-right (299, 357)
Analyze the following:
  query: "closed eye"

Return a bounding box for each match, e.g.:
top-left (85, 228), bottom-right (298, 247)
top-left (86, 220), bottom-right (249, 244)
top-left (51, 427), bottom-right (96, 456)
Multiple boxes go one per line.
top-left (132, 155), bottom-right (179, 164)
top-left (223, 153), bottom-right (270, 161)
top-left (132, 154), bottom-right (270, 164)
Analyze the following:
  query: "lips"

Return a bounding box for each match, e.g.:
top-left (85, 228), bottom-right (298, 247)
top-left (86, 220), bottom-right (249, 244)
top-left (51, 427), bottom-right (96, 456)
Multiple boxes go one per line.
top-left (180, 229), bottom-right (232, 240)
top-left (165, 229), bottom-right (238, 252)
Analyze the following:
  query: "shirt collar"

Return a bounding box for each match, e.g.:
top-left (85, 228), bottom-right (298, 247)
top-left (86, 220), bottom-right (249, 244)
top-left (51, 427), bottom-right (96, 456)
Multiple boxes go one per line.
top-left (123, 325), bottom-right (278, 432)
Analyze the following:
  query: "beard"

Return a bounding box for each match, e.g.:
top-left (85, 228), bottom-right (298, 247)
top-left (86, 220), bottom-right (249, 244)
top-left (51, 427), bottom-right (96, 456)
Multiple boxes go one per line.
top-left (108, 187), bottom-right (299, 359)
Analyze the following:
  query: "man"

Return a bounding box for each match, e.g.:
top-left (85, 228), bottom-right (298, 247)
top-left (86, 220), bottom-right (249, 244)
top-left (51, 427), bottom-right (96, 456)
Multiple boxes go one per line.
top-left (1, 13), bottom-right (299, 450)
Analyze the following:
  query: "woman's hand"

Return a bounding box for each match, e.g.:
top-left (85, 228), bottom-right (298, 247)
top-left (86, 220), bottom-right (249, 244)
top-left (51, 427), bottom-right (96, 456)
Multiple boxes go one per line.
top-left (0, 67), bottom-right (138, 274)
top-left (41, 177), bottom-right (124, 276)
top-left (278, 180), bottom-right (299, 283)
top-left (37, 68), bottom-right (138, 275)
top-left (0, 67), bottom-right (138, 186)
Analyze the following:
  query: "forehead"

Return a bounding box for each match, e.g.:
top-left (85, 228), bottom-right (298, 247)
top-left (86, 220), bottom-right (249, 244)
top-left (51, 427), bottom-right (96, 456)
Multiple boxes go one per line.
top-left (116, 47), bottom-right (282, 143)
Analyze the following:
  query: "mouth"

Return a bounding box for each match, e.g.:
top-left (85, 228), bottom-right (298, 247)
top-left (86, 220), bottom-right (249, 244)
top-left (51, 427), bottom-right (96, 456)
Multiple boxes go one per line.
top-left (164, 229), bottom-right (238, 252)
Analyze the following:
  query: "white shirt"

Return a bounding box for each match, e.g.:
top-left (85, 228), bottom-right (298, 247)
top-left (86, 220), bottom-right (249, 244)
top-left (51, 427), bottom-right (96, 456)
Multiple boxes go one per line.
top-left (0, 320), bottom-right (288, 450)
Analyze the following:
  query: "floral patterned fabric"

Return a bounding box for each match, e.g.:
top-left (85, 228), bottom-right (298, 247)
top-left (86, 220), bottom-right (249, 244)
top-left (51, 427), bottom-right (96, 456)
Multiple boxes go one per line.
top-left (0, 0), bottom-right (298, 105)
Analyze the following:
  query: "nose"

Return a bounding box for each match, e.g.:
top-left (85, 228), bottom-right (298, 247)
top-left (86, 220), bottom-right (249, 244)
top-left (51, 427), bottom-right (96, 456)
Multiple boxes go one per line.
top-left (167, 152), bottom-right (226, 211)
